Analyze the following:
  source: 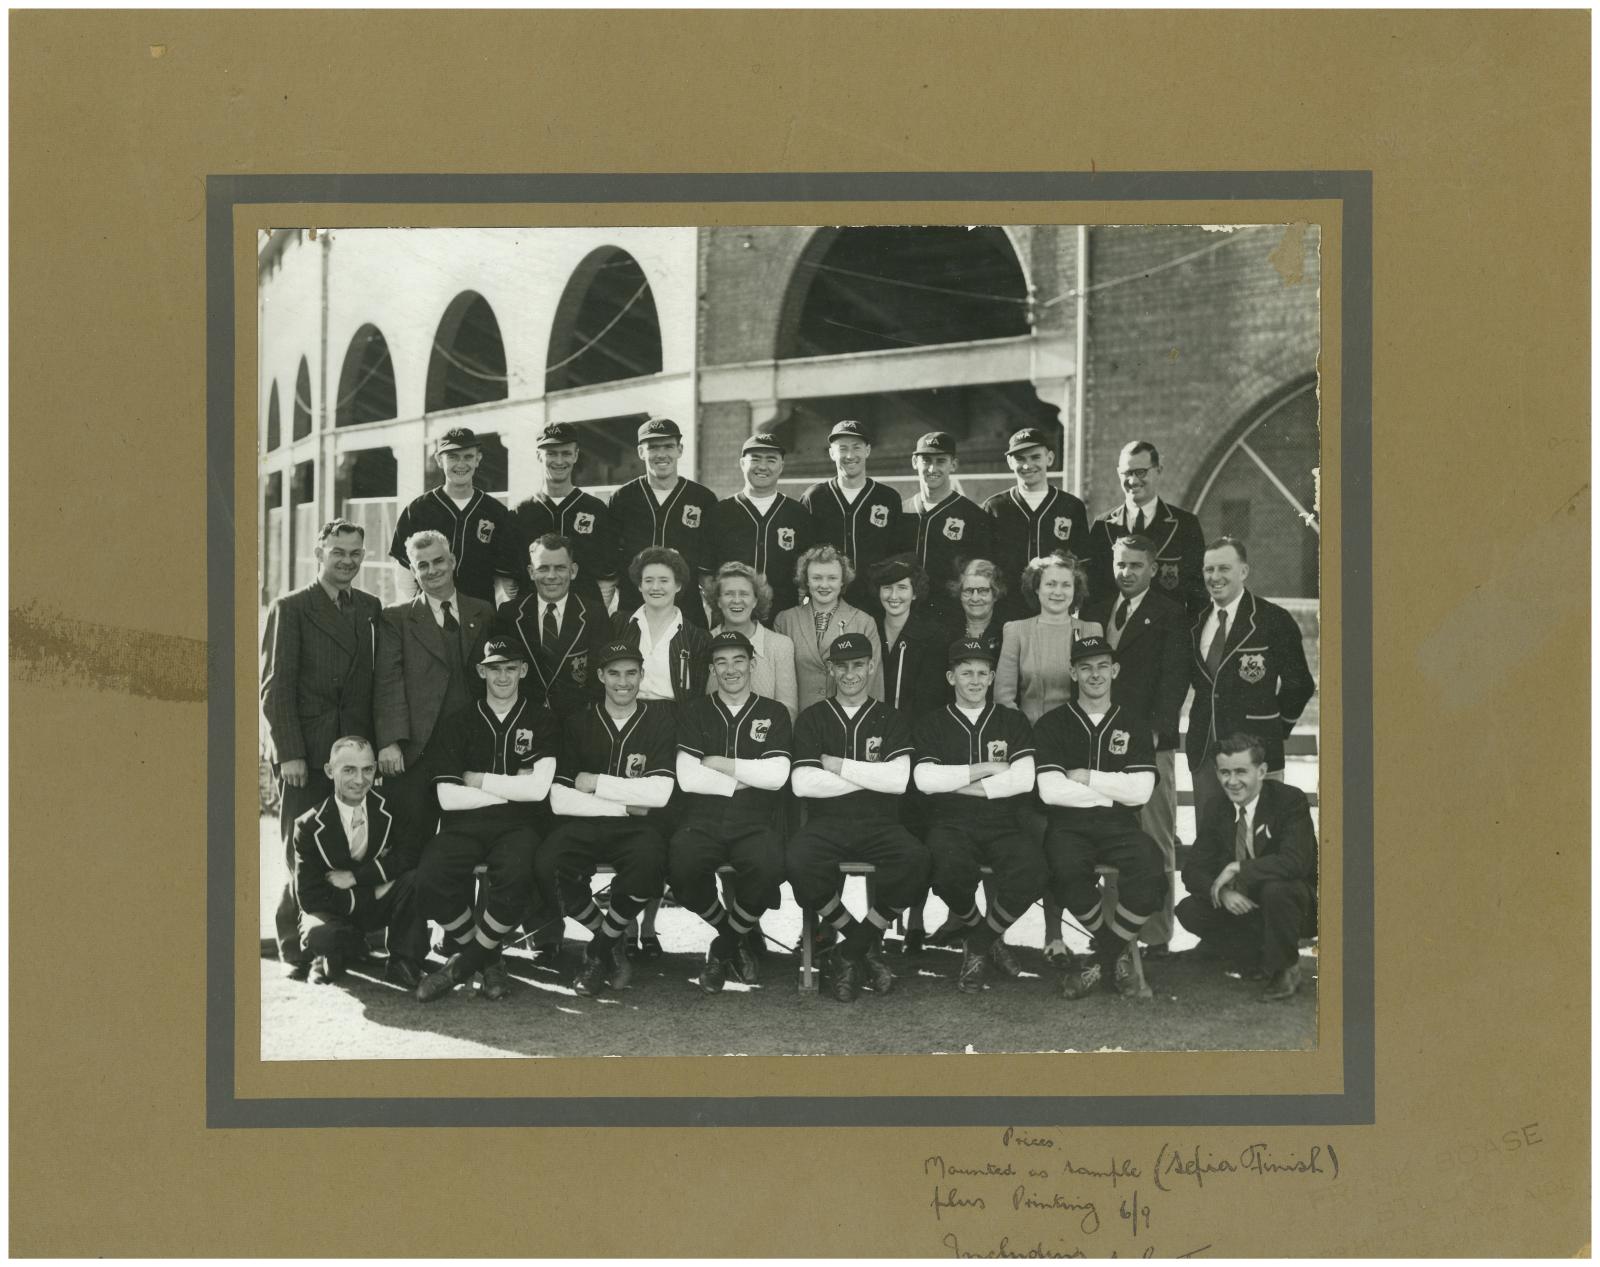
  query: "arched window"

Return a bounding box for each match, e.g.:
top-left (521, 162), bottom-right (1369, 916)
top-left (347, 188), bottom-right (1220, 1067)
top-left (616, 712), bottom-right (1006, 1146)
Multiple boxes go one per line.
top-left (335, 324), bottom-right (397, 426)
top-left (265, 381), bottom-right (281, 451)
top-left (546, 248), bottom-right (662, 392)
top-left (292, 357), bottom-right (313, 440)
top-left (426, 292), bottom-right (508, 412)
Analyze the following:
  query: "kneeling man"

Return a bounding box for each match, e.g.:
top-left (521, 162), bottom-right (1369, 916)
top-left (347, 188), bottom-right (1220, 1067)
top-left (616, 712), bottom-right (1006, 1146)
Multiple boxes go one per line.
top-left (292, 735), bottom-right (428, 988)
top-left (1176, 732), bottom-right (1317, 1001)
top-left (1034, 636), bottom-right (1165, 1000)
top-left (672, 631), bottom-right (794, 992)
top-left (911, 638), bottom-right (1046, 993)
top-left (415, 638), bottom-right (560, 1003)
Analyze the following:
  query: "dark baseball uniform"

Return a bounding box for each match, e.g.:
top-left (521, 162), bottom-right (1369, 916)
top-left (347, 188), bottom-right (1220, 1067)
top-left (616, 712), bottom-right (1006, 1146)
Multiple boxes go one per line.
top-left (982, 486), bottom-right (1091, 619)
top-left (909, 491), bottom-right (995, 623)
top-left (510, 488), bottom-right (620, 610)
top-left (800, 478), bottom-right (906, 612)
top-left (389, 486), bottom-right (522, 606)
top-left (608, 476), bottom-right (720, 625)
top-left (710, 492), bottom-right (815, 619)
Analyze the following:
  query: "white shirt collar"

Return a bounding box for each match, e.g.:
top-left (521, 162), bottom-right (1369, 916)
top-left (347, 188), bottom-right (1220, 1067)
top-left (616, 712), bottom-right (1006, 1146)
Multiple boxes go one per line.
top-left (1237, 791), bottom-right (1262, 838)
top-left (1124, 494), bottom-right (1158, 523)
top-left (1210, 591), bottom-right (1244, 627)
top-left (334, 795), bottom-right (367, 841)
top-left (1115, 588), bottom-right (1148, 617)
top-left (744, 490), bottom-right (779, 513)
top-left (1017, 485), bottom-right (1050, 508)
top-left (540, 593), bottom-right (571, 626)
top-left (425, 589), bottom-right (460, 623)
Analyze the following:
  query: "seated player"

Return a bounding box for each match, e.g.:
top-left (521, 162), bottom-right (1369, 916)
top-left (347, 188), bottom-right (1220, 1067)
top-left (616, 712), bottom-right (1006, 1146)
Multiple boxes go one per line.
top-left (911, 639), bottom-right (1046, 993)
top-left (787, 632), bottom-right (930, 1003)
top-left (291, 735), bottom-right (428, 988)
top-left (671, 631), bottom-right (794, 992)
top-left (1176, 732), bottom-right (1317, 1002)
top-left (414, 639), bottom-right (560, 1003)
top-left (1033, 636), bottom-right (1165, 1000)
top-left (539, 641), bottom-right (676, 997)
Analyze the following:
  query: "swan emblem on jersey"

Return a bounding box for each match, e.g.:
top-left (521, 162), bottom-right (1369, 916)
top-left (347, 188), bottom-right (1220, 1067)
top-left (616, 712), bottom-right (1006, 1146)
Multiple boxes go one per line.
top-left (942, 517), bottom-right (965, 541)
top-left (776, 527), bottom-right (795, 551)
top-left (986, 739), bottom-right (1008, 762)
top-left (514, 728), bottom-right (534, 757)
top-left (864, 736), bottom-right (882, 762)
top-left (476, 518), bottom-right (494, 543)
top-left (1053, 516), bottom-right (1072, 541)
top-left (682, 505), bottom-right (702, 528)
top-left (750, 718), bottom-right (771, 742)
top-left (1109, 730), bottom-right (1130, 755)
top-left (573, 512), bottom-right (595, 535)
top-left (625, 753), bottom-right (646, 777)
top-left (869, 503), bottom-right (890, 527)
top-left (1238, 653), bottom-right (1267, 684)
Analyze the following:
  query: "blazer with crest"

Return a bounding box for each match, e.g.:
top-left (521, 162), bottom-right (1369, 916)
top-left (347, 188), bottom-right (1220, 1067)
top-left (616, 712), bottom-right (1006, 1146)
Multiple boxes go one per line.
top-left (1181, 777), bottom-right (1317, 898)
top-left (1187, 589), bottom-right (1315, 772)
top-left (495, 589), bottom-right (610, 718)
top-left (1085, 497), bottom-right (1208, 618)
top-left (373, 591), bottom-right (494, 765)
top-left (1082, 587), bottom-right (1191, 748)
top-left (292, 790), bottom-right (409, 920)
top-left (260, 582), bottom-right (381, 768)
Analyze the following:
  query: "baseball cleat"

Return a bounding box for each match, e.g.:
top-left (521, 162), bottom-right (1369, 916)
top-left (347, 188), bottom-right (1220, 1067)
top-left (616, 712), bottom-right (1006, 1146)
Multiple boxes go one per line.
top-left (862, 945), bottom-right (896, 994)
top-left (988, 937), bottom-right (1022, 979)
top-left (383, 957), bottom-right (422, 990)
top-left (1042, 938), bottom-right (1071, 967)
top-left (416, 953), bottom-right (469, 1004)
top-left (633, 935), bottom-right (663, 961)
top-left (1112, 946), bottom-right (1143, 998)
top-left (697, 952), bottom-right (727, 994)
top-left (573, 947), bottom-right (612, 998)
top-left (957, 943), bottom-right (989, 993)
top-left (310, 954), bottom-right (345, 985)
top-left (1057, 954), bottom-right (1102, 1001)
top-left (1260, 963), bottom-right (1301, 1002)
top-left (608, 944), bottom-right (634, 990)
top-left (479, 960), bottom-right (512, 1001)
top-left (732, 942), bottom-right (760, 986)
top-left (824, 951), bottom-right (863, 1003)
top-left (283, 958), bottom-right (312, 982)
top-left (900, 928), bottom-right (926, 956)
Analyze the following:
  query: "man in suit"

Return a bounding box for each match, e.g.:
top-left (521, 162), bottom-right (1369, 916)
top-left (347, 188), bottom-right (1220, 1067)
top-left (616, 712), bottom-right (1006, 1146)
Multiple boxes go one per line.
top-left (260, 518), bottom-right (381, 978)
top-left (905, 431), bottom-right (994, 627)
top-left (497, 533), bottom-right (609, 720)
top-left (291, 736), bottom-right (428, 988)
top-left (374, 529), bottom-right (493, 868)
top-left (1085, 440), bottom-right (1208, 617)
top-left (800, 419), bottom-right (906, 614)
top-left (710, 432), bottom-right (814, 619)
top-left (1081, 533), bottom-right (1191, 952)
top-left (983, 426), bottom-right (1089, 620)
top-left (1177, 732), bottom-right (1316, 1001)
top-left (508, 422), bottom-right (620, 614)
top-left (1188, 537), bottom-right (1317, 827)
top-left (608, 416), bottom-right (720, 626)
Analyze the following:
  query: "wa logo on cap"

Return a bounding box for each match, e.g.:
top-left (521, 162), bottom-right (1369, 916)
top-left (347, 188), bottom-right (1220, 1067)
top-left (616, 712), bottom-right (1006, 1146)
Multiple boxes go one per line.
top-left (625, 753), bottom-right (646, 777)
top-left (869, 503), bottom-right (890, 527)
top-left (776, 527), bottom-right (795, 551)
top-left (1109, 730), bottom-right (1130, 755)
top-left (986, 739), bottom-right (1008, 762)
top-left (476, 519), bottom-right (495, 544)
top-left (1053, 516), bottom-right (1073, 541)
top-left (750, 718), bottom-right (771, 742)
top-left (682, 505), bottom-right (702, 528)
top-left (514, 728), bottom-right (534, 757)
top-left (864, 736), bottom-right (882, 762)
top-left (1238, 653), bottom-right (1267, 684)
top-left (573, 512), bottom-right (594, 535)
top-left (943, 517), bottom-right (964, 541)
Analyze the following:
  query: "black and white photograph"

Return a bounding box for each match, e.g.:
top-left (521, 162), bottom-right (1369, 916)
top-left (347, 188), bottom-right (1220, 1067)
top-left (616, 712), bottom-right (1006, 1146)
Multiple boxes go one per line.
top-left (255, 222), bottom-right (1322, 1059)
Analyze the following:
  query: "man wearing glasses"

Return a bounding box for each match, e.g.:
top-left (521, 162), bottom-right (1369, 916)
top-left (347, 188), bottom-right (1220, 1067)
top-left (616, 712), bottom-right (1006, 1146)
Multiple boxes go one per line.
top-left (1084, 440), bottom-right (1208, 618)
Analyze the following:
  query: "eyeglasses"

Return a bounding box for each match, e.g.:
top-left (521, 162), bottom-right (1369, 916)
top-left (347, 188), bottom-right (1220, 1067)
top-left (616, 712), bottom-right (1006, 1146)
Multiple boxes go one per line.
top-left (960, 586), bottom-right (995, 598)
top-left (1117, 466), bottom-right (1156, 480)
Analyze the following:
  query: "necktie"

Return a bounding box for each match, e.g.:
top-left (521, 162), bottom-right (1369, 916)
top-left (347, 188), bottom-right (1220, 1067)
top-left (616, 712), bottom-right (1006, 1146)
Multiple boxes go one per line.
top-left (1206, 608), bottom-right (1229, 676)
top-left (1131, 507), bottom-right (1145, 535)
top-left (543, 602), bottom-right (559, 647)
top-left (813, 608), bottom-right (833, 652)
top-left (441, 599), bottom-right (459, 633)
top-left (1234, 806), bottom-right (1250, 864)
top-left (350, 805), bottom-right (368, 862)
top-left (337, 589), bottom-right (351, 611)
top-left (1110, 598), bottom-right (1129, 648)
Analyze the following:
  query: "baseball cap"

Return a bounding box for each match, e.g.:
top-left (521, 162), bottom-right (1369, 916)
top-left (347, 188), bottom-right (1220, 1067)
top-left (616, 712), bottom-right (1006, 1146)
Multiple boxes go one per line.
top-left (913, 431), bottom-right (957, 457)
top-left (596, 639), bottom-right (645, 670)
top-left (706, 630), bottom-right (755, 659)
top-left (479, 637), bottom-right (528, 665)
top-left (436, 426), bottom-right (481, 454)
top-left (740, 432), bottom-right (785, 456)
top-left (827, 419), bottom-right (871, 444)
top-left (536, 422), bottom-right (579, 449)
top-left (1005, 426), bottom-right (1054, 456)
top-left (636, 416), bottom-right (682, 443)
top-left (1070, 634), bottom-right (1116, 664)
top-left (948, 637), bottom-right (998, 666)
top-left (826, 631), bottom-right (874, 663)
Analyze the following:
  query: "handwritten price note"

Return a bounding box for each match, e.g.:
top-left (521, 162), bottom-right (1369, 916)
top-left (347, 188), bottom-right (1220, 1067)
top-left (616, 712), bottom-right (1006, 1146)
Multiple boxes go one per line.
top-left (921, 1128), bottom-right (1342, 1257)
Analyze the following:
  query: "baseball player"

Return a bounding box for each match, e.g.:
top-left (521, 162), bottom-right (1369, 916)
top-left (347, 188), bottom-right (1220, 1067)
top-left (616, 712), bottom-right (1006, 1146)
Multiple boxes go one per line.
top-left (1084, 441), bottom-right (1208, 618)
top-left (1033, 635), bottom-right (1165, 1000)
top-left (388, 426), bottom-right (522, 606)
top-left (413, 638), bottom-right (560, 1003)
top-left (671, 631), bottom-right (794, 992)
top-left (910, 639), bottom-right (1045, 993)
top-left (982, 427), bottom-right (1090, 620)
top-left (539, 641), bottom-right (676, 997)
top-left (788, 632), bottom-right (930, 1003)
top-left (608, 416), bottom-right (720, 626)
top-left (709, 432), bottom-right (814, 619)
top-left (291, 736), bottom-right (428, 988)
top-left (906, 431), bottom-right (994, 626)
top-left (509, 421), bottom-right (621, 613)
top-left (800, 419), bottom-right (906, 613)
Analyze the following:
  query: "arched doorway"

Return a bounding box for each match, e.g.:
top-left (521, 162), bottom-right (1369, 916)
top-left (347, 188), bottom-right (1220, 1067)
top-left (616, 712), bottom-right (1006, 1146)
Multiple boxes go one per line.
top-left (426, 291), bottom-right (508, 412)
top-left (334, 324), bottom-right (397, 426)
top-left (1191, 378), bottom-right (1320, 598)
top-left (265, 381), bottom-right (281, 451)
top-left (545, 247), bottom-right (663, 392)
top-left (292, 358), bottom-right (313, 440)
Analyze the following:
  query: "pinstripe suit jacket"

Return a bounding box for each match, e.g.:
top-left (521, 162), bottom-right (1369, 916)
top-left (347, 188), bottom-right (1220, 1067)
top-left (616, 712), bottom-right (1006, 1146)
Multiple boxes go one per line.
top-left (373, 591), bottom-right (493, 763)
top-left (260, 582), bottom-right (380, 767)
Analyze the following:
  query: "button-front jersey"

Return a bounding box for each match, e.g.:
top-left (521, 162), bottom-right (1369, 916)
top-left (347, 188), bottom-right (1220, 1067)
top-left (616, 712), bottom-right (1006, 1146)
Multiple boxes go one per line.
top-left (910, 491), bottom-right (995, 613)
top-left (791, 697), bottom-right (913, 825)
top-left (430, 697), bottom-right (561, 825)
top-left (1033, 700), bottom-right (1156, 828)
top-left (554, 699), bottom-right (678, 818)
top-left (676, 693), bottom-right (794, 831)
top-left (390, 487), bottom-right (522, 605)
top-left (983, 486), bottom-right (1090, 610)
top-left (800, 478), bottom-right (906, 609)
top-left (511, 488), bottom-right (621, 591)
top-left (911, 702), bottom-right (1035, 823)
top-left (709, 493), bottom-right (814, 617)
top-left (609, 476), bottom-right (721, 612)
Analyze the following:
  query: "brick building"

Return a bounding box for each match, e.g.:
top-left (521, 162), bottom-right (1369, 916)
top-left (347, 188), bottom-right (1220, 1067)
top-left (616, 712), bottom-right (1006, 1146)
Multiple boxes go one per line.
top-left (258, 223), bottom-right (1320, 609)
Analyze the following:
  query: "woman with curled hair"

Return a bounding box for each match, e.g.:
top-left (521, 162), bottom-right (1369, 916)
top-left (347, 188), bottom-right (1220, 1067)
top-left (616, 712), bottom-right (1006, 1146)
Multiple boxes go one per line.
top-left (774, 543), bottom-right (883, 713)
top-left (872, 554), bottom-right (950, 723)
top-left (947, 558), bottom-right (1009, 691)
top-left (608, 545), bottom-right (712, 703)
top-left (995, 550), bottom-right (1103, 724)
top-left (704, 561), bottom-right (799, 720)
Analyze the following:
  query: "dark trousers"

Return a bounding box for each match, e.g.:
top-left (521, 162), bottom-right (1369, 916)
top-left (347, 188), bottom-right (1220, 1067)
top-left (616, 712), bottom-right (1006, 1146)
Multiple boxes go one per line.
top-left (378, 750), bottom-right (444, 868)
top-left (926, 815), bottom-right (1047, 928)
top-left (1043, 815), bottom-right (1165, 940)
top-left (669, 822), bottom-right (784, 926)
top-left (299, 870), bottom-right (429, 966)
top-left (1176, 880), bottom-right (1313, 975)
top-left (785, 817), bottom-right (930, 912)
top-left (416, 818), bottom-right (540, 952)
top-left (274, 768), bottom-right (333, 965)
top-left (537, 819), bottom-right (668, 926)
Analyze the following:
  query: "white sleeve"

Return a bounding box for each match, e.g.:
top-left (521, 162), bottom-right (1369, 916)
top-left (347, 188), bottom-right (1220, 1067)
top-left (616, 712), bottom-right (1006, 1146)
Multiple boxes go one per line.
top-left (549, 783), bottom-right (628, 817)
top-left (596, 773), bottom-right (674, 808)
top-left (1088, 769), bottom-right (1156, 807)
top-left (733, 755), bottom-right (792, 790)
top-left (1037, 769), bottom-right (1114, 808)
top-left (792, 765), bottom-right (853, 798)
top-left (437, 782), bottom-right (506, 812)
top-left (982, 755), bottom-right (1036, 800)
top-left (914, 762), bottom-right (974, 794)
top-left (840, 754), bottom-right (910, 795)
top-left (481, 756), bottom-right (557, 803)
top-left (676, 751), bottom-right (737, 797)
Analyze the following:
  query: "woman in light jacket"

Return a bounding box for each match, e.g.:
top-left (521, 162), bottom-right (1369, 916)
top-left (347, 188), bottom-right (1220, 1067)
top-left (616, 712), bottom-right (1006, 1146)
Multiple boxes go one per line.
top-left (773, 544), bottom-right (884, 714)
top-left (704, 561), bottom-right (799, 720)
top-left (995, 550), bottom-right (1104, 725)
